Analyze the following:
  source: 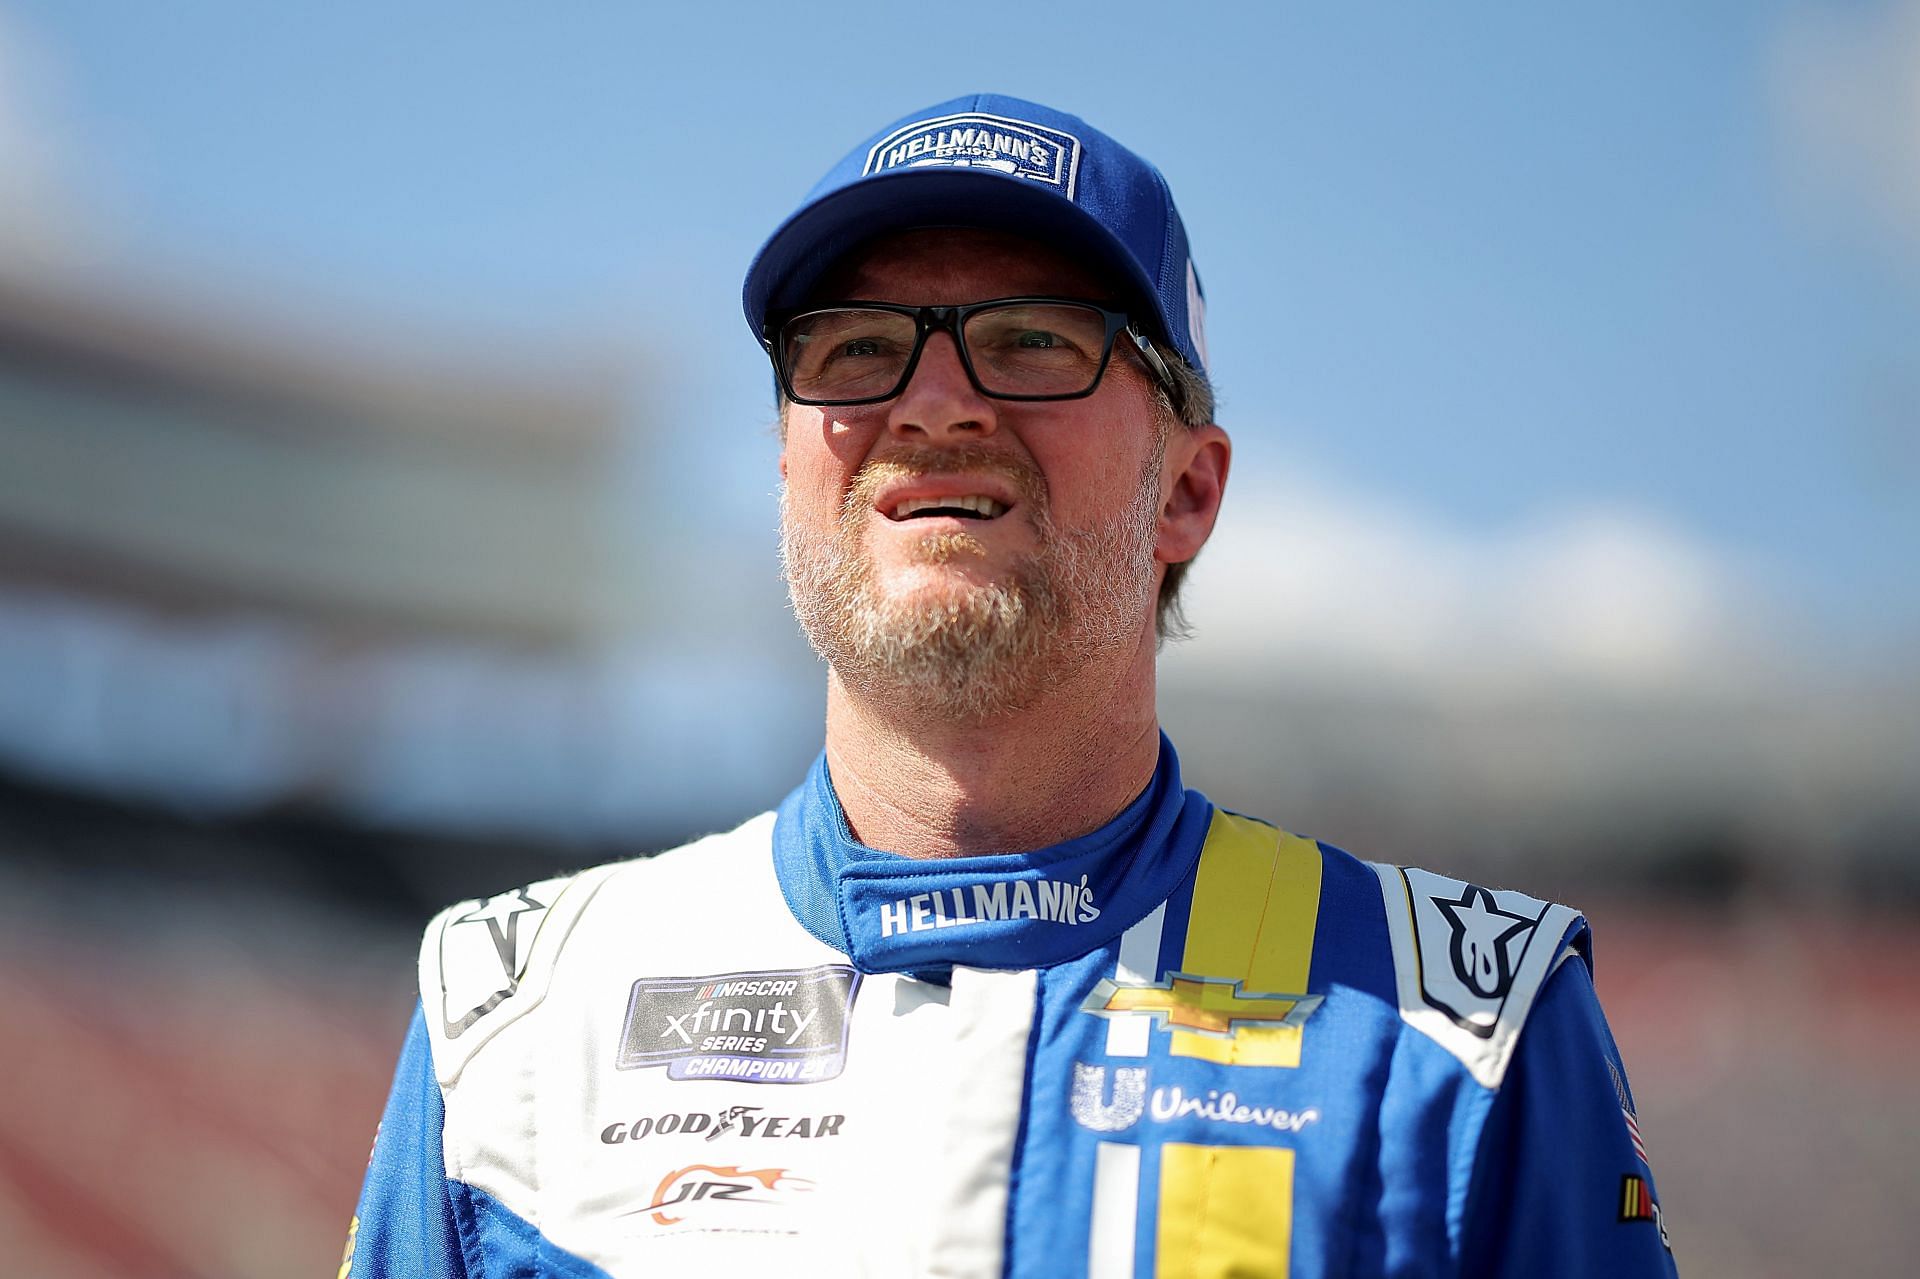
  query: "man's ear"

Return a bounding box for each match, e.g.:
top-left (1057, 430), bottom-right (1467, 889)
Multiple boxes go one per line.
top-left (1156, 424), bottom-right (1230, 566)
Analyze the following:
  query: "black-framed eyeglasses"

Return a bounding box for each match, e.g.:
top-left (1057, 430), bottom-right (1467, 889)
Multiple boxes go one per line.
top-left (764, 296), bottom-right (1180, 411)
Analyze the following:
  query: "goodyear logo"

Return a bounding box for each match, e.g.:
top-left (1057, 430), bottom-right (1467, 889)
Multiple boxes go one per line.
top-left (1081, 973), bottom-right (1322, 1039)
top-left (863, 111), bottom-right (1082, 194)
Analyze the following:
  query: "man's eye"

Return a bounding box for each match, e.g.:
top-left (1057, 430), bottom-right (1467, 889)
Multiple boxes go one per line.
top-left (1014, 331), bottom-right (1060, 349)
top-left (842, 338), bottom-right (884, 357)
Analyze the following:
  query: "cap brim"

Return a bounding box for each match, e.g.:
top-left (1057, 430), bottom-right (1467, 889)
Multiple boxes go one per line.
top-left (742, 167), bottom-right (1164, 342)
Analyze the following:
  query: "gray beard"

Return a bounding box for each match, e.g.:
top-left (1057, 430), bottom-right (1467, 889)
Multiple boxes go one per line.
top-left (780, 443), bottom-right (1162, 723)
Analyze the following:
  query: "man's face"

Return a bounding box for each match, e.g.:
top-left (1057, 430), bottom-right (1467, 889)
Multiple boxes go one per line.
top-left (777, 227), bottom-right (1177, 721)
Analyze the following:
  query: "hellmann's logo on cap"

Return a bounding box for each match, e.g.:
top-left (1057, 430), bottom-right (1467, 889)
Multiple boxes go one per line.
top-left (863, 112), bottom-right (1082, 195)
top-left (879, 875), bottom-right (1100, 937)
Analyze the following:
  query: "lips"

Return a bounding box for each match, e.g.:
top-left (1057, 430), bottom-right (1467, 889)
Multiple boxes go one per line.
top-left (886, 494), bottom-right (1010, 521)
top-left (848, 446), bottom-right (1044, 530)
top-left (871, 471), bottom-right (1023, 524)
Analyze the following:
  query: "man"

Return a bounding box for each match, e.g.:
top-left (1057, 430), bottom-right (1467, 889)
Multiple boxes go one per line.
top-left (345, 94), bottom-right (1676, 1278)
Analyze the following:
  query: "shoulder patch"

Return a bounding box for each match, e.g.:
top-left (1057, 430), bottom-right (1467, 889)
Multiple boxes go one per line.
top-left (419, 863), bottom-right (622, 1086)
top-left (1369, 863), bottom-right (1588, 1088)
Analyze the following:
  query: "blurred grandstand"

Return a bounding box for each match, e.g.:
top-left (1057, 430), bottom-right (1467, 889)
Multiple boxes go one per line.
top-left (0, 260), bottom-right (1915, 1277)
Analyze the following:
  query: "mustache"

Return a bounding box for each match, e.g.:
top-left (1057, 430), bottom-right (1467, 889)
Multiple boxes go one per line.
top-left (843, 444), bottom-right (1049, 517)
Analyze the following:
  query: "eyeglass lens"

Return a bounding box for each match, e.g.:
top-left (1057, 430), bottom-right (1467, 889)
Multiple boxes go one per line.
top-left (781, 302), bottom-right (1111, 403)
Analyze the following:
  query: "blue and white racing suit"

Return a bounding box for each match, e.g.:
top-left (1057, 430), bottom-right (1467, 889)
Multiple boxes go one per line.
top-left (345, 735), bottom-right (1677, 1277)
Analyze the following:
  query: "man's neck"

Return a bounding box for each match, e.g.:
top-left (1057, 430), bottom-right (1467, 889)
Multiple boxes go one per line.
top-left (821, 642), bottom-right (1163, 858)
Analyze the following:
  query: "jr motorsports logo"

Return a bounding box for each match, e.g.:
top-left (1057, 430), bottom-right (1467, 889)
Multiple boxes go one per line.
top-left (626, 1163), bottom-right (816, 1230)
top-left (616, 966), bottom-right (859, 1084)
top-left (862, 111), bottom-right (1081, 193)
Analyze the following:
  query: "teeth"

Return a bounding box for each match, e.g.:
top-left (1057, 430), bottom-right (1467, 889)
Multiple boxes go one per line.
top-left (892, 495), bottom-right (1008, 519)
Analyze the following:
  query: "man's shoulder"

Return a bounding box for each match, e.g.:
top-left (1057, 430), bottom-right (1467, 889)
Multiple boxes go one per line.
top-left (412, 809), bottom-right (779, 1086)
top-left (1212, 811), bottom-right (1591, 1091)
top-left (1352, 849), bottom-right (1590, 1090)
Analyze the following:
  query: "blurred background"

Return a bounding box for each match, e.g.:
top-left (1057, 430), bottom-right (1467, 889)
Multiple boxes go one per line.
top-left (0, 2), bottom-right (1915, 1275)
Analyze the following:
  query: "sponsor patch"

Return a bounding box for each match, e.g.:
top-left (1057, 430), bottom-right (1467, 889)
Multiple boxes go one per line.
top-left (863, 111), bottom-right (1082, 195)
top-left (1403, 869), bottom-right (1554, 1038)
top-left (880, 875), bottom-right (1100, 938)
top-left (616, 966), bottom-right (859, 1084)
top-left (1081, 972), bottom-right (1321, 1040)
top-left (598, 1106), bottom-right (846, 1144)
top-left (627, 1163), bottom-right (815, 1230)
top-left (1070, 1064), bottom-right (1321, 1137)
top-left (1619, 1173), bottom-right (1672, 1250)
top-left (439, 884), bottom-right (555, 1037)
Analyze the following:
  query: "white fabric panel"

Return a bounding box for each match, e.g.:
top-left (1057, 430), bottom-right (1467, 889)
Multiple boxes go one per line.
top-left (1088, 1140), bottom-right (1141, 1279)
top-left (925, 966), bottom-right (1041, 1279)
top-left (1104, 900), bottom-right (1165, 1058)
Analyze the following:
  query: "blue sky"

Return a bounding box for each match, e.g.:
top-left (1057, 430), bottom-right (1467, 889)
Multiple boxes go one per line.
top-left (4, 0), bottom-right (1915, 665)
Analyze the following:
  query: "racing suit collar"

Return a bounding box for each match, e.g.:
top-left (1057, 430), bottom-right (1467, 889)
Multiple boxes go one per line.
top-left (771, 732), bottom-right (1211, 974)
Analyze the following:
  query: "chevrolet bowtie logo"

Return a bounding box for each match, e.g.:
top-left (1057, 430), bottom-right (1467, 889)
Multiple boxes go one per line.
top-left (1082, 974), bottom-right (1323, 1038)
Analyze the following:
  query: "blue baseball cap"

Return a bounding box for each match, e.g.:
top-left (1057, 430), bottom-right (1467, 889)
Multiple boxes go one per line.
top-left (742, 93), bottom-right (1209, 377)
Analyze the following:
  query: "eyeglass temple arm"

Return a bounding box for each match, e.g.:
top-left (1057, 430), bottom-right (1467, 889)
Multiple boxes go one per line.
top-left (1126, 325), bottom-right (1185, 418)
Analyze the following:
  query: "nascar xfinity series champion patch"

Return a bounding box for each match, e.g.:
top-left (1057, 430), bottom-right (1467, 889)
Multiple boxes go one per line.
top-left (616, 966), bottom-right (860, 1084)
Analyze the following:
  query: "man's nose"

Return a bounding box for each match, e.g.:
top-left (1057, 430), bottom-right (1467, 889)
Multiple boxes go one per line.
top-left (886, 331), bottom-right (997, 441)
